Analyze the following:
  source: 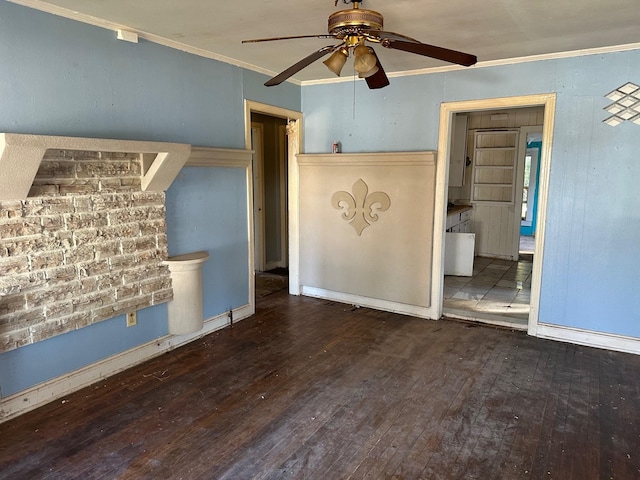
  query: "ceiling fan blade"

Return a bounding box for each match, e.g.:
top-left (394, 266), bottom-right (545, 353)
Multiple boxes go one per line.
top-left (242, 34), bottom-right (336, 44)
top-left (366, 30), bottom-right (420, 44)
top-left (265, 45), bottom-right (341, 87)
top-left (365, 52), bottom-right (390, 90)
top-left (381, 39), bottom-right (477, 67)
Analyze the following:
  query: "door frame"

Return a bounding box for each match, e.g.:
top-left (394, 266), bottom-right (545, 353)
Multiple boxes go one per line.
top-left (519, 133), bottom-right (543, 237)
top-left (251, 122), bottom-right (266, 272)
top-left (244, 100), bottom-right (303, 301)
top-left (432, 93), bottom-right (556, 336)
top-left (277, 124), bottom-right (289, 268)
top-left (512, 125), bottom-right (543, 258)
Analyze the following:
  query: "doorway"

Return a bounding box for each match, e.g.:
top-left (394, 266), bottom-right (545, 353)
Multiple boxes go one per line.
top-left (433, 94), bottom-right (557, 336)
top-left (244, 100), bottom-right (303, 308)
top-left (251, 114), bottom-right (288, 273)
top-left (444, 111), bottom-right (542, 329)
top-left (251, 113), bottom-right (289, 299)
top-left (519, 129), bottom-right (543, 239)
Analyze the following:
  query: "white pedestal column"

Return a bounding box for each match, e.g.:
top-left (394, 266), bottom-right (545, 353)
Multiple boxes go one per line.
top-left (163, 251), bottom-right (209, 334)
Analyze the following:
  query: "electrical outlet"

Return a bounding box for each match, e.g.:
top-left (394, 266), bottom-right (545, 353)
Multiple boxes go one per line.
top-left (126, 311), bottom-right (137, 327)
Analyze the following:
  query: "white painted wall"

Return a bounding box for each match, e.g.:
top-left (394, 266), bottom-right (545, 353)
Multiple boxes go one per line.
top-left (297, 152), bottom-right (436, 317)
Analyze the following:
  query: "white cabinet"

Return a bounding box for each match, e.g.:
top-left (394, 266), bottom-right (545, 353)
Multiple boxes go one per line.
top-left (446, 207), bottom-right (472, 232)
top-left (445, 207), bottom-right (475, 276)
top-left (445, 232), bottom-right (475, 276)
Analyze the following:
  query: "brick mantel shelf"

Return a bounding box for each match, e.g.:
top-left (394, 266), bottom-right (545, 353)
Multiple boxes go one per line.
top-left (0, 133), bottom-right (191, 201)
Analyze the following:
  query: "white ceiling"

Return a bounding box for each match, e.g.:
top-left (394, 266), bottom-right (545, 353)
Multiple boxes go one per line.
top-left (11, 0), bottom-right (640, 83)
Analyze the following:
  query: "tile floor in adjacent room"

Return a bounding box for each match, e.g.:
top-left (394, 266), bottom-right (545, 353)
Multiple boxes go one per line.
top-left (443, 254), bottom-right (533, 331)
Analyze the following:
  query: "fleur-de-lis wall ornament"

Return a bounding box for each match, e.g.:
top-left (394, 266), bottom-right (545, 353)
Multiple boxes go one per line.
top-left (331, 178), bottom-right (391, 236)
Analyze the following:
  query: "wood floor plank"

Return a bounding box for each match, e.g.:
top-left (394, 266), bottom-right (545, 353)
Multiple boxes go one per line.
top-left (417, 330), bottom-right (515, 479)
top-left (1, 284), bottom-right (640, 479)
top-left (377, 330), bottom-right (497, 479)
top-left (221, 338), bottom-right (404, 478)
top-left (487, 338), bottom-right (550, 478)
top-left (338, 330), bottom-right (461, 479)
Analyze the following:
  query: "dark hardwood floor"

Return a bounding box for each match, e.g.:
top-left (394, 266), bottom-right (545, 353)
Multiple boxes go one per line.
top-left (1, 286), bottom-right (639, 479)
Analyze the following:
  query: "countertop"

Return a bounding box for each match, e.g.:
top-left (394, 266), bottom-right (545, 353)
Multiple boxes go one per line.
top-left (447, 204), bottom-right (472, 216)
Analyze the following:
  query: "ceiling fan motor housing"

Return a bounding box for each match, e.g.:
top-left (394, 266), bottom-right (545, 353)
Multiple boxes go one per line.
top-left (327, 7), bottom-right (383, 36)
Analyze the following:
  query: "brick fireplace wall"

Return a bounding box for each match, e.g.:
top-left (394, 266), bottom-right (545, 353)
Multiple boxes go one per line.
top-left (0, 149), bottom-right (172, 353)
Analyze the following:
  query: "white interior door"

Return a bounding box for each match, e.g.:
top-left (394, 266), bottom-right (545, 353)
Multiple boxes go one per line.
top-left (251, 123), bottom-right (265, 272)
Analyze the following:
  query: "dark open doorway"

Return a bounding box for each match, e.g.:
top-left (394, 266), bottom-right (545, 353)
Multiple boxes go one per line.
top-left (250, 112), bottom-right (290, 300)
top-left (251, 112), bottom-right (289, 273)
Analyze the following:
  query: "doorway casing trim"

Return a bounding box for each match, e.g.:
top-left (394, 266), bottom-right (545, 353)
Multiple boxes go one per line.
top-left (433, 93), bottom-right (557, 336)
top-left (244, 100), bottom-right (303, 305)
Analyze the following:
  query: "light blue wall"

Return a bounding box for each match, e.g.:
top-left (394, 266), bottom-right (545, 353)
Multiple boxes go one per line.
top-left (303, 50), bottom-right (640, 337)
top-left (0, 2), bottom-right (300, 397)
top-left (166, 167), bottom-right (249, 315)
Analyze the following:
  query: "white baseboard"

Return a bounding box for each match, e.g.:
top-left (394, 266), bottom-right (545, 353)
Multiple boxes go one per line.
top-left (0, 304), bottom-right (253, 423)
top-left (536, 323), bottom-right (640, 355)
top-left (301, 286), bottom-right (435, 319)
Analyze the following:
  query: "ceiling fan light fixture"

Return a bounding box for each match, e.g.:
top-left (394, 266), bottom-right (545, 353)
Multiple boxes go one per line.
top-left (323, 47), bottom-right (349, 76)
top-left (358, 64), bottom-right (379, 78)
top-left (354, 45), bottom-right (377, 73)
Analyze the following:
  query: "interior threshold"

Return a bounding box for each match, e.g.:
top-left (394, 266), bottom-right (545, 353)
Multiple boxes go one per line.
top-left (443, 308), bottom-right (528, 331)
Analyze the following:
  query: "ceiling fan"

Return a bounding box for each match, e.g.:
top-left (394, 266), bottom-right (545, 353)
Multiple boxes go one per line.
top-left (243, 0), bottom-right (477, 89)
